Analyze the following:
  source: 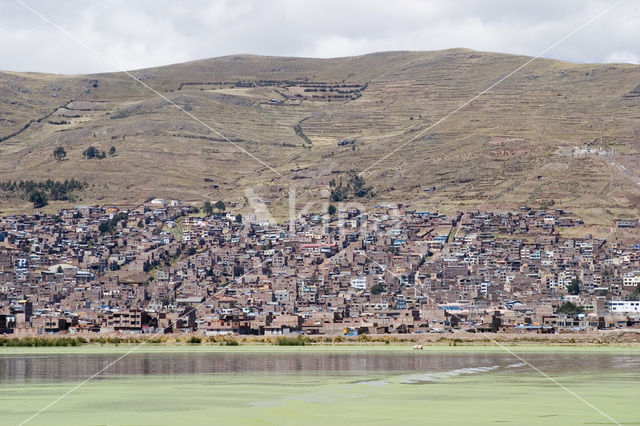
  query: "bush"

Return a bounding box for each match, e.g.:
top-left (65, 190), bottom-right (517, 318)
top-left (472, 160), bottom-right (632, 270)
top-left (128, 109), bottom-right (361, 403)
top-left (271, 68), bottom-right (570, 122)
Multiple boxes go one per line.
top-left (29, 190), bottom-right (48, 208)
top-left (567, 278), bottom-right (580, 295)
top-left (330, 170), bottom-right (373, 201)
top-left (1, 179), bottom-right (87, 204)
top-left (82, 146), bottom-right (106, 159)
top-left (0, 337), bottom-right (87, 347)
top-left (557, 301), bottom-right (584, 315)
top-left (187, 336), bottom-right (202, 344)
top-left (356, 334), bottom-right (371, 342)
top-left (53, 146), bottom-right (66, 161)
top-left (98, 212), bottom-right (128, 234)
top-left (274, 335), bottom-right (310, 346)
top-left (370, 284), bottom-right (383, 295)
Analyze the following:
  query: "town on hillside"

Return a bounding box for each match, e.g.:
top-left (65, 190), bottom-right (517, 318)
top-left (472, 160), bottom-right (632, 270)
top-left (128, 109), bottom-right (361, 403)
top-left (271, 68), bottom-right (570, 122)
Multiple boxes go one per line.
top-left (1, 199), bottom-right (640, 337)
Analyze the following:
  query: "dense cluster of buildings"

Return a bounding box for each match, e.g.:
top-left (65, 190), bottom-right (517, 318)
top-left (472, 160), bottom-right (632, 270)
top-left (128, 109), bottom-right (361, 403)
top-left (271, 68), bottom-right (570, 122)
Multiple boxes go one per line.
top-left (1, 201), bottom-right (640, 336)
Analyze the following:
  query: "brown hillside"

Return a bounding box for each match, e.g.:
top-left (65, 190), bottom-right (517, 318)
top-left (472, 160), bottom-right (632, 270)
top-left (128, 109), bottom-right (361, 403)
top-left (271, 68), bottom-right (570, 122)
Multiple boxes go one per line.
top-left (1, 49), bottom-right (640, 222)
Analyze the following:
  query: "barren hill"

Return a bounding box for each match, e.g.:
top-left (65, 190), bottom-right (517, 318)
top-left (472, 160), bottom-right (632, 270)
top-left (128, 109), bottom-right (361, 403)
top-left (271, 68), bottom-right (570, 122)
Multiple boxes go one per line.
top-left (2, 49), bottom-right (640, 222)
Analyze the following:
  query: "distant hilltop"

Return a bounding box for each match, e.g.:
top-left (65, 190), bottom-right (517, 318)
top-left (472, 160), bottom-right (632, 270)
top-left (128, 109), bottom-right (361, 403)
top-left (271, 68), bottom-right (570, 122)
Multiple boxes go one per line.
top-left (1, 49), bottom-right (640, 223)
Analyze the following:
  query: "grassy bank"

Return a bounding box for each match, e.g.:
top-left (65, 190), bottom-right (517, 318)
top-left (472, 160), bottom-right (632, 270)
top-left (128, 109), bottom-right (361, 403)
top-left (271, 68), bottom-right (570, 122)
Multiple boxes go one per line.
top-left (2, 331), bottom-right (640, 351)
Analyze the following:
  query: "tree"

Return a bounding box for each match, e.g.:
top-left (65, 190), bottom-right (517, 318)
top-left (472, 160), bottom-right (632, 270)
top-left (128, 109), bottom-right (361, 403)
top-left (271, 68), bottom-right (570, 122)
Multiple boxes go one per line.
top-left (330, 170), bottom-right (373, 201)
top-left (327, 204), bottom-right (337, 215)
top-left (557, 301), bottom-right (583, 315)
top-left (53, 146), bottom-right (66, 161)
top-left (109, 146), bottom-right (117, 156)
top-left (203, 201), bottom-right (213, 216)
top-left (567, 278), bottom-right (580, 295)
top-left (235, 213), bottom-right (243, 223)
top-left (29, 190), bottom-right (48, 208)
top-left (214, 200), bottom-right (226, 212)
top-left (370, 284), bottom-right (384, 295)
top-left (83, 146), bottom-right (106, 159)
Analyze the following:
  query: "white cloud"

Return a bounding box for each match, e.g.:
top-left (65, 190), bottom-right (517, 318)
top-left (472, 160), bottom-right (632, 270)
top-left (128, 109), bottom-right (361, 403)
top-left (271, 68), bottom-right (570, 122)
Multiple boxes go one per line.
top-left (606, 50), bottom-right (639, 64)
top-left (0, 0), bottom-right (638, 74)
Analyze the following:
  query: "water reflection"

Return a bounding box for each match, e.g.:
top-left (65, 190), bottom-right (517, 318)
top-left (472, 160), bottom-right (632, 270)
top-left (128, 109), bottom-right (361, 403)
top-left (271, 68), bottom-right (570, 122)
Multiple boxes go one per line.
top-left (0, 351), bottom-right (638, 383)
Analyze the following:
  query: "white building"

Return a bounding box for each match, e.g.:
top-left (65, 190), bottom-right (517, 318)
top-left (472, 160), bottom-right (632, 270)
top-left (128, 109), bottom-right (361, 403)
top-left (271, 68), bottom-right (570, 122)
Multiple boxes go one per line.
top-left (609, 301), bottom-right (640, 314)
top-left (350, 276), bottom-right (367, 290)
top-left (622, 272), bottom-right (640, 287)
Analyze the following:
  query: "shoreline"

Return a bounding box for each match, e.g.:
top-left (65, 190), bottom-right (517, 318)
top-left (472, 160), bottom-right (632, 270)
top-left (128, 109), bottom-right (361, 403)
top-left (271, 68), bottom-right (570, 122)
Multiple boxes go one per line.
top-left (2, 331), bottom-right (640, 353)
top-left (1, 343), bottom-right (640, 355)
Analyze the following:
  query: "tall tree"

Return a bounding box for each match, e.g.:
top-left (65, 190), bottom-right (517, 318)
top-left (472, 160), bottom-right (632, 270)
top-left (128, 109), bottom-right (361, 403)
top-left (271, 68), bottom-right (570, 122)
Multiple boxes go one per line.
top-left (29, 190), bottom-right (48, 208)
top-left (203, 201), bottom-right (213, 216)
top-left (53, 146), bottom-right (66, 161)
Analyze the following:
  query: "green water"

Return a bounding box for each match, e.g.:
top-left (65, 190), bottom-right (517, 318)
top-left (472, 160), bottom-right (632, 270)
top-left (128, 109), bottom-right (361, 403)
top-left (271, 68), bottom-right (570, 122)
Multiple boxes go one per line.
top-left (1, 346), bottom-right (638, 425)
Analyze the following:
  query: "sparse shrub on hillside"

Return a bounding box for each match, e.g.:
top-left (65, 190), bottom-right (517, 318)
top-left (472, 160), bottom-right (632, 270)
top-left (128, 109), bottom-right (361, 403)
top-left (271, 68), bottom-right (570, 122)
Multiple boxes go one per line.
top-left (329, 170), bottom-right (373, 202)
top-left (83, 146), bottom-right (106, 159)
top-left (28, 190), bottom-right (48, 208)
top-left (0, 179), bottom-right (85, 206)
top-left (338, 137), bottom-right (356, 146)
top-left (203, 201), bottom-right (213, 216)
top-left (53, 146), bottom-right (67, 161)
top-left (293, 124), bottom-right (312, 144)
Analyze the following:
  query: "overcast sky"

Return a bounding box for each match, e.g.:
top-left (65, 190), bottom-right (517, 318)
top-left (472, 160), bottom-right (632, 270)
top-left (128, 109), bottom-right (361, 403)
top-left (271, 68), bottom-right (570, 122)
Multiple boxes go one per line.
top-left (1, 0), bottom-right (638, 74)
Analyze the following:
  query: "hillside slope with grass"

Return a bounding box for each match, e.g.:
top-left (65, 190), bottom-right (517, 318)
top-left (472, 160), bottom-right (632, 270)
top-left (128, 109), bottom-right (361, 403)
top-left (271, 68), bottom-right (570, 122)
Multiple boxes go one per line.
top-left (2, 49), bottom-right (640, 222)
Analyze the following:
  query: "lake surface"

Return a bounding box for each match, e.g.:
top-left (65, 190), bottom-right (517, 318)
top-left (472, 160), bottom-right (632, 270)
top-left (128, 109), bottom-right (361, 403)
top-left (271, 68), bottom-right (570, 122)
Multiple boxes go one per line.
top-left (1, 346), bottom-right (638, 425)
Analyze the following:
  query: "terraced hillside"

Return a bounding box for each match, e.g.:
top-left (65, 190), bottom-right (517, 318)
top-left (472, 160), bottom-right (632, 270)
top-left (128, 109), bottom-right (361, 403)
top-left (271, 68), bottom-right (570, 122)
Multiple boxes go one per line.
top-left (1, 49), bottom-right (640, 222)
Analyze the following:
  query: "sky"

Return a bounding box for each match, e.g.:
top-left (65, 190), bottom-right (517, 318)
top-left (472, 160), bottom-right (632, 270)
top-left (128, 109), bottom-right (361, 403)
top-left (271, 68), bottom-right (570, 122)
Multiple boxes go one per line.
top-left (1, 0), bottom-right (638, 74)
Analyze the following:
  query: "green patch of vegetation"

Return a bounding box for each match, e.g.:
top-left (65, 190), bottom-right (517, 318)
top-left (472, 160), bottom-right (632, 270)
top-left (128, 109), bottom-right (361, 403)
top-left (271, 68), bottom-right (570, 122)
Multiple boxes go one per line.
top-left (99, 212), bottom-right (128, 233)
top-left (293, 123), bottom-right (312, 144)
top-left (556, 301), bottom-right (584, 315)
top-left (0, 179), bottom-right (88, 208)
top-left (82, 145), bottom-right (106, 159)
top-left (274, 335), bottom-right (311, 346)
top-left (337, 137), bottom-right (356, 146)
top-left (370, 283), bottom-right (384, 295)
top-left (187, 336), bottom-right (202, 344)
top-left (53, 146), bottom-right (67, 161)
top-left (329, 170), bottom-right (373, 201)
top-left (220, 338), bottom-right (240, 346)
top-left (0, 337), bottom-right (88, 347)
top-left (567, 278), bottom-right (580, 295)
